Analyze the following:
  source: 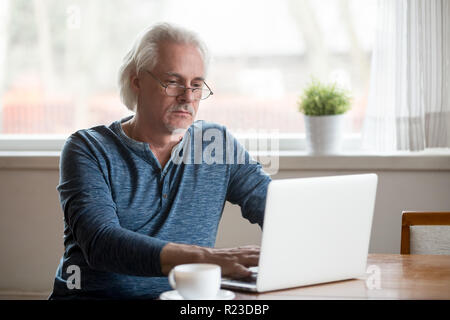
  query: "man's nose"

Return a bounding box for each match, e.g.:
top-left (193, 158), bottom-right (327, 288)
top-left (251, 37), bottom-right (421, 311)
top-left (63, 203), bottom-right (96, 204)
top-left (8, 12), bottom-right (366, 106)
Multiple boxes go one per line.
top-left (177, 88), bottom-right (196, 103)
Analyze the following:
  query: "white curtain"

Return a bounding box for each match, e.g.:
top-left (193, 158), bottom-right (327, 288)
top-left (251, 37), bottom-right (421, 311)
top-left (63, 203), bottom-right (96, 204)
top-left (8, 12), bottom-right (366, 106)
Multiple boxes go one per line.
top-left (363, 0), bottom-right (450, 152)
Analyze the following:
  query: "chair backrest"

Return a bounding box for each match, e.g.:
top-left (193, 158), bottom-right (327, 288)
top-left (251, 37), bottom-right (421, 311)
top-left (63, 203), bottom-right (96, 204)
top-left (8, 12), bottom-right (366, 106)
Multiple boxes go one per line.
top-left (401, 211), bottom-right (450, 254)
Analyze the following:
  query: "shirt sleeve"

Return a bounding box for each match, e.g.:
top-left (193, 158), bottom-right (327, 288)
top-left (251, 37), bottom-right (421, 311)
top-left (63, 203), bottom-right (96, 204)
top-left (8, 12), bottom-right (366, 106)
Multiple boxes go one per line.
top-left (225, 129), bottom-right (272, 228)
top-left (57, 133), bottom-right (169, 277)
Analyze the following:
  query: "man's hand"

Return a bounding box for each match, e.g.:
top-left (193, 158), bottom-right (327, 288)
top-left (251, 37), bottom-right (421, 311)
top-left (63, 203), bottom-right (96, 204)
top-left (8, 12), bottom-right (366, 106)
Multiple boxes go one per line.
top-left (201, 245), bottom-right (260, 278)
top-left (160, 243), bottom-right (259, 279)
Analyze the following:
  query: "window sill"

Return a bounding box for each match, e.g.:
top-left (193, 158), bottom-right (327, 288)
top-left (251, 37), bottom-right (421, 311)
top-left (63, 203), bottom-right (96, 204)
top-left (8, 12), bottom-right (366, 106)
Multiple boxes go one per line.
top-left (0, 150), bottom-right (449, 171)
top-left (269, 150), bottom-right (450, 171)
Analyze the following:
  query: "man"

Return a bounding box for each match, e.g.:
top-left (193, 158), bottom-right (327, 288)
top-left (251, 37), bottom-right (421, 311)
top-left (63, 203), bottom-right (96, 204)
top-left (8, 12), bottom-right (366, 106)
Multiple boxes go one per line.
top-left (49, 22), bottom-right (271, 300)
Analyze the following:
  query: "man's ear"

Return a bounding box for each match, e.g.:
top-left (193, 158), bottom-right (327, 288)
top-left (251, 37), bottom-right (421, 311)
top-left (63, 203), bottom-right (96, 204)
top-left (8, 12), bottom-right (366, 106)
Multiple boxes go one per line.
top-left (130, 75), bottom-right (140, 93)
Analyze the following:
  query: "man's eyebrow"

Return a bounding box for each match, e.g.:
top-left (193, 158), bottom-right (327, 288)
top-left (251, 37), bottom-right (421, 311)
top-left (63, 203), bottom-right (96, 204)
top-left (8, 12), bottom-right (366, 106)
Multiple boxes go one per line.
top-left (164, 71), bottom-right (205, 82)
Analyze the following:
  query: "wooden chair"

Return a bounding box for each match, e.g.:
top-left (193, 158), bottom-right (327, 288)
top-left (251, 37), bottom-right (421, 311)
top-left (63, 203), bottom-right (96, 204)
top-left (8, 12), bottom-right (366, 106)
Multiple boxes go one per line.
top-left (401, 211), bottom-right (450, 254)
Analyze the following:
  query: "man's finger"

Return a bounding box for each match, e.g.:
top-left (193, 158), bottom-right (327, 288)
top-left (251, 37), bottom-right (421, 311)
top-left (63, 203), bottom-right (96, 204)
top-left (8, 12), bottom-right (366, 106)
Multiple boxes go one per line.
top-left (226, 264), bottom-right (252, 279)
top-left (239, 254), bottom-right (260, 267)
top-left (237, 245), bottom-right (260, 252)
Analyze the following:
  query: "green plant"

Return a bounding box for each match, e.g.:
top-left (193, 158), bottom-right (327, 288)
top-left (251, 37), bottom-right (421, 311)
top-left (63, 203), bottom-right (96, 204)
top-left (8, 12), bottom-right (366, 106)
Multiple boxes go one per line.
top-left (298, 79), bottom-right (351, 116)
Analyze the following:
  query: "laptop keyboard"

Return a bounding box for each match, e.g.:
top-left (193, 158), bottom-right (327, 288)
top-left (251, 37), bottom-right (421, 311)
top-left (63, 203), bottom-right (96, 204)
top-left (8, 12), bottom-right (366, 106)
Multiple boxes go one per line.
top-left (223, 269), bottom-right (258, 284)
top-left (237, 272), bottom-right (257, 284)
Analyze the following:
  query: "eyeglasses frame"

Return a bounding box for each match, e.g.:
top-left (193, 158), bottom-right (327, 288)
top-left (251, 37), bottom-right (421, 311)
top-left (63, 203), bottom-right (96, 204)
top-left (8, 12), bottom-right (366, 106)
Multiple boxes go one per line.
top-left (145, 70), bottom-right (214, 100)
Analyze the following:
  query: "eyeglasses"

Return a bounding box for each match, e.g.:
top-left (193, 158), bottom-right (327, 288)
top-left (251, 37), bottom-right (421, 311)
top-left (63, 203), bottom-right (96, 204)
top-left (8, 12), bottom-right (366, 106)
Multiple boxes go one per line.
top-left (145, 70), bottom-right (214, 100)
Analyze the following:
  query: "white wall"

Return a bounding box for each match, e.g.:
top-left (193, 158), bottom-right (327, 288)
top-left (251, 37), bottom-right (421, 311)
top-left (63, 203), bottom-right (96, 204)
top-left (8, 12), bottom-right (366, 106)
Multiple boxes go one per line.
top-left (1, 157), bottom-right (449, 296)
top-left (0, 168), bottom-right (62, 295)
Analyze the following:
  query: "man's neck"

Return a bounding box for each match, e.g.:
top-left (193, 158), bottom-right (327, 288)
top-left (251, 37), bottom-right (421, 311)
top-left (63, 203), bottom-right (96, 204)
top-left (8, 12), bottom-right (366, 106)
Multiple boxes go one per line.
top-left (122, 115), bottom-right (185, 168)
top-left (124, 116), bottom-right (183, 147)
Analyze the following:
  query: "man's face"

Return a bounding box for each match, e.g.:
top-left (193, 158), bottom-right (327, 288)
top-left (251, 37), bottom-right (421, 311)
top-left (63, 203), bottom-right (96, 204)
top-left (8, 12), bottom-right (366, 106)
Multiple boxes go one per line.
top-left (135, 41), bottom-right (205, 134)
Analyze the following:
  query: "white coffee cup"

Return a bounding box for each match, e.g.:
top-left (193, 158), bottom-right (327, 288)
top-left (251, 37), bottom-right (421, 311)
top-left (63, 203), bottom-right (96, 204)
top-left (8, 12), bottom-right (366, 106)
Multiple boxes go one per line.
top-left (168, 263), bottom-right (221, 300)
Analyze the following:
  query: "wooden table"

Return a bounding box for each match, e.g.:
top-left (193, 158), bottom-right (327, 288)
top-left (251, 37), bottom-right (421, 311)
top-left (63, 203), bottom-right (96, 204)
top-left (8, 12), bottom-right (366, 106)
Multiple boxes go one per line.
top-left (233, 254), bottom-right (450, 300)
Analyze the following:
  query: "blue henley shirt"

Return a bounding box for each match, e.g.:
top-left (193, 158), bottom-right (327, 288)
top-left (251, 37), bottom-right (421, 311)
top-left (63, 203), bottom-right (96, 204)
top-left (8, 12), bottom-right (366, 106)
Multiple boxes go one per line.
top-left (49, 116), bottom-right (271, 300)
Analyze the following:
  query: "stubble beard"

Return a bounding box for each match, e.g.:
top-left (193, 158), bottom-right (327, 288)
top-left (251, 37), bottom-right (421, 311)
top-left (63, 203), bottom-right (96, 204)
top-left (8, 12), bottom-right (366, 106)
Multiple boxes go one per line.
top-left (165, 103), bottom-right (196, 141)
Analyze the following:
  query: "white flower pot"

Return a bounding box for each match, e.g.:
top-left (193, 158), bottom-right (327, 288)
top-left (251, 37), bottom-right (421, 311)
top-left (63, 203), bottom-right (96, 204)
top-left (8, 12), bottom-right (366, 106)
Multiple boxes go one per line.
top-left (304, 114), bottom-right (346, 155)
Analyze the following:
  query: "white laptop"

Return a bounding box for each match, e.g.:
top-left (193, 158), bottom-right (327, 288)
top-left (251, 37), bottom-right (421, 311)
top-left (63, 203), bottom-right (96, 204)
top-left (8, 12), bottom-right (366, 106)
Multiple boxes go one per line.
top-left (221, 173), bottom-right (378, 292)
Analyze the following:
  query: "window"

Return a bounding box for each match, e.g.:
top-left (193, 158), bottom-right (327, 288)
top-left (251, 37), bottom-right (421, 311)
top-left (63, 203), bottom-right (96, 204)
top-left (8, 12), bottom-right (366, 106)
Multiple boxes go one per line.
top-left (0, 0), bottom-right (377, 138)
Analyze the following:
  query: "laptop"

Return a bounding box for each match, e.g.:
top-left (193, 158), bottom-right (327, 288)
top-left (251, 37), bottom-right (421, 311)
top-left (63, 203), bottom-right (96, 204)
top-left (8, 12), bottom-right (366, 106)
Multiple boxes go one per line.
top-left (221, 173), bottom-right (378, 292)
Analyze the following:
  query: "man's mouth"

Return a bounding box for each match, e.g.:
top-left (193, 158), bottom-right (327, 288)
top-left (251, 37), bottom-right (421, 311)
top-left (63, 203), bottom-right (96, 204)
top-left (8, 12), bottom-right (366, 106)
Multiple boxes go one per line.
top-left (172, 110), bottom-right (192, 116)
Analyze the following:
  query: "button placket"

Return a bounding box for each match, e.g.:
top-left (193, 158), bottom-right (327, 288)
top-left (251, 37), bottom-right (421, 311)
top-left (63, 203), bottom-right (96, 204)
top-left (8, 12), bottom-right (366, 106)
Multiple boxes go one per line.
top-left (161, 170), bottom-right (168, 200)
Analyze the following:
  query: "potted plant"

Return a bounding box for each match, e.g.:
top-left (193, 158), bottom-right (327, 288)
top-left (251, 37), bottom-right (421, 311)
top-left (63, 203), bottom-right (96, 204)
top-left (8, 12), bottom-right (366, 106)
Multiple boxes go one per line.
top-left (298, 79), bottom-right (351, 155)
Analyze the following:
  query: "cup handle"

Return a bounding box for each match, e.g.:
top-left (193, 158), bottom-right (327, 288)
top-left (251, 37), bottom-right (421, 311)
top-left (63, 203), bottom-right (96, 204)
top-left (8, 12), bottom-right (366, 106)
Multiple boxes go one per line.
top-left (168, 269), bottom-right (176, 290)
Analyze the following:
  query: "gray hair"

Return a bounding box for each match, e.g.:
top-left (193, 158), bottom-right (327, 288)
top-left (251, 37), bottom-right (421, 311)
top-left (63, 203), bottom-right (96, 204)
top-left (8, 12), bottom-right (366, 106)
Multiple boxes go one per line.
top-left (118, 22), bottom-right (210, 111)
